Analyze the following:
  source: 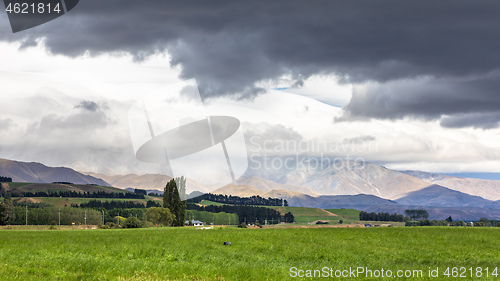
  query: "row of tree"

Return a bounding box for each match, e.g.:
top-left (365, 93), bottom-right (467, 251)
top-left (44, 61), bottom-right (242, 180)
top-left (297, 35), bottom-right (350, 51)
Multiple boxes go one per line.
top-left (3, 206), bottom-right (102, 225)
top-left (163, 177), bottom-right (186, 227)
top-left (186, 210), bottom-right (239, 225)
top-left (188, 193), bottom-right (288, 207)
top-left (21, 190), bottom-right (145, 199)
top-left (405, 218), bottom-right (500, 227)
top-left (359, 211), bottom-right (405, 222)
top-left (404, 209), bottom-right (430, 221)
top-left (71, 199), bottom-right (161, 210)
top-left (0, 176), bottom-right (12, 182)
top-left (186, 203), bottom-right (295, 224)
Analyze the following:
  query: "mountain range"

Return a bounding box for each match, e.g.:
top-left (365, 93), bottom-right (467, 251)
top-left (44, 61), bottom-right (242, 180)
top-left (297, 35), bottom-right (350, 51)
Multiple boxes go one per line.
top-left (0, 158), bottom-right (108, 186)
top-left (3, 157), bottom-right (500, 220)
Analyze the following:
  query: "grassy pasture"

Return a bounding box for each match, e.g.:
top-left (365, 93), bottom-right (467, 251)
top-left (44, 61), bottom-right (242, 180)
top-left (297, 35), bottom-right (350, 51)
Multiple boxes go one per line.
top-left (198, 199), bottom-right (226, 206)
top-left (326, 208), bottom-right (361, 222)
top-left (270, 206), bottom-right (340, 224)
top-left (191, 202), bottom-right (340, 224)
top-left (15, 196), bottom-right (161, 207)
top-left (0, 227), bottom-right (499, 280)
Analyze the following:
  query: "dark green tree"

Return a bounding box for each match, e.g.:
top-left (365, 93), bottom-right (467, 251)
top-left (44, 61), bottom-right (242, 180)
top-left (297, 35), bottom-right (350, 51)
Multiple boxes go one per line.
top-left (405, 209), bottom-right (429, 221)
top-left (479, 217), bottom-right (492, 227)
top-left (0, 203), bottom-right (6, 225)
top-left (0, 199), bottom-right (14, 225)
top-left (284, 212), bottom-right (295, 223)
top-left (145, 207), bottom-right (174, 226)
top-left (163, 177), bottom-right (186, 227)
top-left (123, 217), bottom-right (141, 228)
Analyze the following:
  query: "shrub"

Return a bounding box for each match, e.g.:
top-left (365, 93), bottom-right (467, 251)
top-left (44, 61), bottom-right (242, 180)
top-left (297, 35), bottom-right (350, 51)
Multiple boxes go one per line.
top-left (141, 220), bottom-right (153, 228)
top-left (123, 217), bottom-right (141, 228)
top-left (105, 222), bottom-right (121, 229)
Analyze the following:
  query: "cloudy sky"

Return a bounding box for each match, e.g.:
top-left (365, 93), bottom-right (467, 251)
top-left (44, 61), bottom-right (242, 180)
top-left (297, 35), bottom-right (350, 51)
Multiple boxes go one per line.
top-left (1, 1), bottom-right (500, 178)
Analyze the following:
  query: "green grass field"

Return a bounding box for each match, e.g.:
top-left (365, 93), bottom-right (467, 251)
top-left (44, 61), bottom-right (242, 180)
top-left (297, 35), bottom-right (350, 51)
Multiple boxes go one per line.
top-left (198, 199), bottom-right (226, 206)
top-left (11, 196), bottom-right (162, 207)
top-left (192, 202), bottom-right (342, 224)
top-left (326, 208), bottom-right (361, 222)
top-left (269, 206), bottom-right (340, 224)
top-left (2, 227), bottom-right (498, 280)
top-left (3, 182), bottom-right (32, 189)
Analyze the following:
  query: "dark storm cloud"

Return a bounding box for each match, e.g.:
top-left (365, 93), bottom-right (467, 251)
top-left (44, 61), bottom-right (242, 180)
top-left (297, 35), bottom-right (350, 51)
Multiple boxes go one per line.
top-left (440, 112), bottom-right (500, 130)
top-left (337, 74), bottom-right (500, 128)
top-left (75, 100), bottom-right (99, 112)
top-left (2, 1), bottom-right (500, 127)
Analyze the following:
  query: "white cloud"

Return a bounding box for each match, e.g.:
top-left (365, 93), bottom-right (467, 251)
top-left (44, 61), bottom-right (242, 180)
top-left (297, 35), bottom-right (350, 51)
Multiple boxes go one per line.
top-left (1, 42), bottom-right (500, 175)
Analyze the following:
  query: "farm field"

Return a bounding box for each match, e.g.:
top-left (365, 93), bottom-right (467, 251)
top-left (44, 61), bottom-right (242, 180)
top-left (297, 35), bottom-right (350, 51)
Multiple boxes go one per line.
top-left (198, 199), bottom-right (226, 206)
top-left (326, 208), bottom-right (361, 222)
top-left (192, 200), bottom-right (343, 224)
top-left (1, 227), bottom-right (499, 280)
top-left (269, 206), bottom-right (340, 224)
top-left (14, 196), bottom-right (162, 207)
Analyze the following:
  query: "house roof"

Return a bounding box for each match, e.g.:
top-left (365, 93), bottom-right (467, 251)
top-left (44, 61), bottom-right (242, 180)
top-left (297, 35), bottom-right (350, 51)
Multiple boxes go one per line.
top-left (185, 220), bottom-right (204, 224)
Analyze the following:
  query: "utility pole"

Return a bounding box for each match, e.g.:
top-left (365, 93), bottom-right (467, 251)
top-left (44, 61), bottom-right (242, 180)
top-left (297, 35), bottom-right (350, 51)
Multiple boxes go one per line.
top-left (25, 205), bottom-right (28, 226)
top-left (58, 208), bottom-right (61, 226)
top-left (84, 210), bottom-right (87, 226)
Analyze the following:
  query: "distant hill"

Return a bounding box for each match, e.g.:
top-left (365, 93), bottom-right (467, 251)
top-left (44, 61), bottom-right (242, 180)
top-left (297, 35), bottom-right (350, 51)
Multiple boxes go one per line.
top-left (235, 176), bottom-right (319, 196)
top-left (87, 173), bottom-right (172, 191)
top-left (211, 183), bottom-right (397, 209)
top-left (401, 170), bottom-right (500, 201)
top-left (395, 185), bottom-right (500, 208)
top-left (209, 183), bottom-right (500, 220)
top-left (211, 184), bottom-right (264, 197)
top-left (0, 158), bottom-right (109, 186)
top-left (286, 194), bottom-right (398, 210)
top-left (85, 172), bottom-right (210, 194)
top-left (244, 160), bottom-right (432, 200)
top-left (4, 182), bottom-right (128, 195)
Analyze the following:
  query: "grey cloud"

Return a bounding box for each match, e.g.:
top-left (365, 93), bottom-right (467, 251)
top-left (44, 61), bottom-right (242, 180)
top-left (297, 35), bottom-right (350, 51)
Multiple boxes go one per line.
top-left (40, 101), bottom-right (111, 130)
top-left (2, 1), bottom-right (500, 129)
top-left (337, 74), bottom-right (500, 128)
top-left (440, 112), bottom-right (500, 129)
top-left (39, 111), bottom-right (108, 130)
top-left (343, 135), bottom-right (376, 145)
top-left (75, 100), bottom-right (99, 112)
top-left (2, 1), bottom-right (500, 100)
top-left (18, 37), bottom-right (38, 50)
top-left (0, 118), bottom-right (12, 129)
